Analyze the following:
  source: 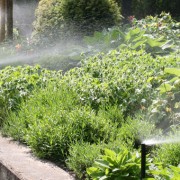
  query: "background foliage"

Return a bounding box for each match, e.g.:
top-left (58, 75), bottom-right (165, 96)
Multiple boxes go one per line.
top-left (32, 0), bottom-right (122, 44)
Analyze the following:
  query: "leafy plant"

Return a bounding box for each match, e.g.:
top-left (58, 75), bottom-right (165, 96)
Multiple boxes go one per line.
top-left (152, 127), bottom-right (180, 167)
top-left (84, 13), bottom-right (179, 55)
top-left (148, 164), bottom-right (180, 180)
top-left (87, 147), bottom-right (151, 180)
top-left (0, 65), bottom-right (62, 124)
top-left (67, 142), bottom-right (107, 179)
top-left (115, 116), bottom-right (161, 149)
top-left (64, 49), bottom-right (179, 116)
top-left (131, 12), bottom-right (180, 49)
top-left (67, 139), bottom-right (130, 179)
top-left (2, 82), bottom-right (118, 160)
top-left (148, 67), bottom-right (180, 128)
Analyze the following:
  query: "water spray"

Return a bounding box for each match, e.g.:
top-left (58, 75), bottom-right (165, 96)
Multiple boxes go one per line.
top-left (141, 134), bottom-right (180, 179)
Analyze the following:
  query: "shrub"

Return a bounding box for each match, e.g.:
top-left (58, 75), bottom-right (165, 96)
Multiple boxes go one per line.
top-left (64, 49), bottom-right (179, 116)
top-left (2, 83), bottom-right (118, 160)
top-left (67, 142), bottom-right (106, 179)
top-left (32, 0), bottom-right (122, 44)
top-left (0, 65), bottom-right (62, 124)
top-left (153, 128), bottom-right (180, 166)
top-left (115, 116), bottom-right (161, 148)
top-left (131, 0), bottom-right (180, 19)
top-left (147, 67), bottom-right (180, 129)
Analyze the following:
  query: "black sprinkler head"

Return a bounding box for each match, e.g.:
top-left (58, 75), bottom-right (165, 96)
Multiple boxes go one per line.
top-left (141, 143), bottom-right (146, 180)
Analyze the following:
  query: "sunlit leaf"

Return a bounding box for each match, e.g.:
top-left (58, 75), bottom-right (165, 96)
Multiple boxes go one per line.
top-left (164, 68), bottom-right (180, 76)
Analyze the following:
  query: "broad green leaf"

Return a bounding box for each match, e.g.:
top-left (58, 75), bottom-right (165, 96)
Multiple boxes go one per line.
top-left (99, 175), bottom-right (108, 180)
top-left (131, 40), bottom-right (147, 49)
top-left (161, 40), bottom-right (173, 50)
top-left (95, 159), bottom-right (110, 169)
top-left (132, 31), bottom-right (145, 42)
top-left (104, 148), bottom-right (116, 158)
top-left (125, 28), bottom-right (141, 41)
top-left (129, 28), bottom-right (141, 36)
top-left (158, 83), bottom-right (172, 93)
top-left (111, 29), bottom-right (120, 40)
top-left (169, 77), bottom-right (179, 83)
top-left (87, 167), bottom-right (99, 174)
top-left (146, 38), bottom-right (165, 47)
top-left (112, 168), bottom-right (120, 172)
top-left (164, 68), bottom-right (180, 76)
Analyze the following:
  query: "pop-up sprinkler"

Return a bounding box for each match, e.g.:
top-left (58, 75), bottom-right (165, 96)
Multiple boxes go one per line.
top-left (141, 143), bottom-right (146, 180)
top-left (141, 135), bottom-right (180, 179)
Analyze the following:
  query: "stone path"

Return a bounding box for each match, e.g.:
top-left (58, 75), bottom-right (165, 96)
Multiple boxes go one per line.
top-left (0, 135), bottom-right (75, 180)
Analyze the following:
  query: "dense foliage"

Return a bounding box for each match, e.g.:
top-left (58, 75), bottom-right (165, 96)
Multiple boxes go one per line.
top-left (0, 65), bottom-right (61, 124)
top-left (0, 12), bottom-right (180, 180)
top-left (64, 49), bottom-right (179, 116)
top-left (114, 0), bottom-right (180, 19)
top-left (87, 148), bottom-right (143, 179)
top-left (84, 13), bottom-right (180, 56)
top-left (131, 0), bottom-right (180, 19)
top-left (32, 0), bottom-right (122, 44)
top-left (2, 83), bottom-right (119, 160)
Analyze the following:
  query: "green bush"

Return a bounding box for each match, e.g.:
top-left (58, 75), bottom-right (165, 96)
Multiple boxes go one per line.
top-left (131, 0), bottom-right (180, 19)
top-left (2, 83), bottom-right (118, 160)
top-left (0, 65), bottom-right (62, 125)
top-left (67, 142), bottom-right (106, 179)
top-left (153, 128), bottom-right (180, 166)
top-left (147, 67), bottom-right (180, 128)
top-left (64, 49), bottom-right (179, 116)
top-left (116, 116), bottom-right (161, 148)
top-left (32, 0), bottom-right (122, 44)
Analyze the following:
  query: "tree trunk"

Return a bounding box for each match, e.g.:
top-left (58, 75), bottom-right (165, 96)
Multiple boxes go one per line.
top-left (7, 0), bottom-right (13, 40)
top-left (0, 0), bottom-right (6, 42)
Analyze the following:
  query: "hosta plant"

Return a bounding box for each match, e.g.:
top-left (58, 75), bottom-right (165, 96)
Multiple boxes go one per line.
top-left (87, 148), bottom-right (152, 179)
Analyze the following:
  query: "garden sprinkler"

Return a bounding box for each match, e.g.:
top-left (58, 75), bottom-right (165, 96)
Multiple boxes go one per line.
top-left (141, 143), bottom-right (146, 180)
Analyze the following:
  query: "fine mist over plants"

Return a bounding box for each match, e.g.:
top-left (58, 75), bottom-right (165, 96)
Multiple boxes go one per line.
top-left (0, 0), bottom-right (180, 179)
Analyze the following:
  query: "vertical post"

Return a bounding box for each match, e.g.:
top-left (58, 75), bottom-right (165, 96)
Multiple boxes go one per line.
top-left (141, 143), bottom-right (146, 180)
top-left (7, 0), bottom-right (13, 40)
top-left (0, 0), bottom-right (6, 42)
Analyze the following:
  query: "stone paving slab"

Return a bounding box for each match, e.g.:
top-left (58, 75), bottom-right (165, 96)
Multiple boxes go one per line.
top-left (0, 135), bottom-right (75, 180)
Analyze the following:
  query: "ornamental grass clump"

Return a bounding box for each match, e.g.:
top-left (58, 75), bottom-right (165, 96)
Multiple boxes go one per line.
top-left (3, 83), bottom-right (118, 160)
